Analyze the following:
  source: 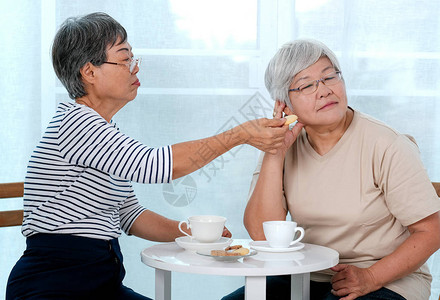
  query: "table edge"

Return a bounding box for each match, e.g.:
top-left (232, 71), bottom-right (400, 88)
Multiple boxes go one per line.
top-left (140, 242), bottom-right (339, 276)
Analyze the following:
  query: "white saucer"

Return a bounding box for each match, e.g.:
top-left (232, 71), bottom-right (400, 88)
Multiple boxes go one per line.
top-left (175, 236), bottom-right (232, 252)
top-left (249, 241), bottom-right (305, 253)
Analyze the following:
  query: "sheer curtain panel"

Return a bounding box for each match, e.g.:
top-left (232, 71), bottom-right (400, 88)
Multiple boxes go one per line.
top-left (1, 1), bottom-right (439, 299)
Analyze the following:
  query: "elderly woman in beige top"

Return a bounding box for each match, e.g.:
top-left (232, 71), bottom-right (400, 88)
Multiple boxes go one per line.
top-left (223, 39), bottom-right (440, 300)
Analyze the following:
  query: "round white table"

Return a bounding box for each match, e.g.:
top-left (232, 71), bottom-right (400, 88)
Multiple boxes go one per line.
top-left (140, 239), bottom-right (339, 300)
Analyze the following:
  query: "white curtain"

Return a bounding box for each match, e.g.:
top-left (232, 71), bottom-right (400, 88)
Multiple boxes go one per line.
top-left (1, 0), bottom-right (439, 299)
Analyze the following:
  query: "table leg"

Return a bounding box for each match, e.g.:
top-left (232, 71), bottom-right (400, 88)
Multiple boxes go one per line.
top-left (155, 269), bottom-right (171, 300)
top-left (291, 273), bottom-right (310, 300)
top-left (245, 276), bottom-right (266, 300)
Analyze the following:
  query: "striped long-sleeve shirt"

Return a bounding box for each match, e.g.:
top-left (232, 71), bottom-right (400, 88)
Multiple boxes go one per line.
top-left (22, 102), bottom-right (173, 240)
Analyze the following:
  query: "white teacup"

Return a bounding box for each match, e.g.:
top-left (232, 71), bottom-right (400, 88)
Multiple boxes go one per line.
top-left (263, 221), bottom-right (305, 248)
top-left (178, 215), bottom-right (226, 243)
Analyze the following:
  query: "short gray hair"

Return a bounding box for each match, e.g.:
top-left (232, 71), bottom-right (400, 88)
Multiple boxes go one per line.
top-left (52, 12), bottom-right (127, 99)
top-left (264, 39), bottom-right (341, 109)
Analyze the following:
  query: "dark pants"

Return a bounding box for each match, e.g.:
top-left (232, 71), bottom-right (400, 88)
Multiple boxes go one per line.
top-left (221, 275), bottom-right (406, 300)
top-left (6, 233), bottom-right (150, 300)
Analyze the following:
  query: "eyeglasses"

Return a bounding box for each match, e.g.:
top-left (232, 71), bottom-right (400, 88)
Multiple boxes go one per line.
top-left (289, 71), bottom-right (342, 95)
top-left (102, 57), bottom-right (142, 73)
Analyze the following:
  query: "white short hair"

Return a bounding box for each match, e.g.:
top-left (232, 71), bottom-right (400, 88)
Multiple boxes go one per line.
top-left (264, 39), bottom-right (341, 109)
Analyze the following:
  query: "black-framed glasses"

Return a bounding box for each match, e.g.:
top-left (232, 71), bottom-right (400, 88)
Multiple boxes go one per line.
top-left (103, 57), bottom-right (142, 73)
top-left (289, 71), bottom-right (342, 95)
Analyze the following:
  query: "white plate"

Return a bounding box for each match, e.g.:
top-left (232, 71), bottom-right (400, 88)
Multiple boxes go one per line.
top-left (196, 250), bottom-right (257, 261)
top-left (175, 236), bottom-right (232, 252)
top-left (249, 241), bottom-right (305, 253)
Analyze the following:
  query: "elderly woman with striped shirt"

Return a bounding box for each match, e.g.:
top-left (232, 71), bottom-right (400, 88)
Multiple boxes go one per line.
top-left (6, 12), bottom-right (291, 300)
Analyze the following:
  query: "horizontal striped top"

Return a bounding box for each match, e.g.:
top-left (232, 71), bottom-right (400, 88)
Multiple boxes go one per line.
top-left (22, 102), bottom-right (173, 240)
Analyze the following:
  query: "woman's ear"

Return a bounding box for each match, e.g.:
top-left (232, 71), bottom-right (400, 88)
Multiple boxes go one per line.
top-left (283, 105), bottom-right (294, 116)
top-left (80, 62), bottom-right (96, 85)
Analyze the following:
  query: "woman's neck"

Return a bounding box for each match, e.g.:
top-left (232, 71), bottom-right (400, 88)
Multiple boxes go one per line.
top-left (75, 96), bottom-right (124, 123)
top-left (305, 108), bottom-right (354, 156)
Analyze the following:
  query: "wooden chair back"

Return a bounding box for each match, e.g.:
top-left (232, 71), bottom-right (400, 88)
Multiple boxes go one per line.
top-left (0, 182), bottom-right (24, 227)
top-left (433, 182), bottom-right (440, 198)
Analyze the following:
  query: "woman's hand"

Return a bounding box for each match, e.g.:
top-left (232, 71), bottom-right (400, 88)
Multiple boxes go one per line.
top-left (186, 226), bottom-right (231, 238)
top-left (238, 117), bottom-right (289, 154)
top-left (330, 264), bottom-right (380, 300)
top-left (222, 227), bottom-right (232, 238)
top-left (272, 99), bottom-right (288, 119)
top-left (271, 100), bottom-right (304, 157)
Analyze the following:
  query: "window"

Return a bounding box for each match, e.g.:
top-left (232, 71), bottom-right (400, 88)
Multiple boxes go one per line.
top-left (1, 1), bottom-right (439, 299)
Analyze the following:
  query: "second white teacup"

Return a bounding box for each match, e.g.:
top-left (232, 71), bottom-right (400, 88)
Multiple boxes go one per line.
top-left (178, 215), bottom-right (226, 243)
top-left (263, 220), bottom-right (305, 248)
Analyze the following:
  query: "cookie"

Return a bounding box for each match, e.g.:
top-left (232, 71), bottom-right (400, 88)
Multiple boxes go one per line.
top-left (225, 245), bottom-right (242, 251)
top-left (211, 246), bottom-right (250, 256)
top-left (232, 247), bottom-right (250, 256)
top-left (285, 115), bottom-right (298, 125)
top-left (211, 250), bottom-right (227, 256)
top-left (225, 251), bottom-right (243, 256)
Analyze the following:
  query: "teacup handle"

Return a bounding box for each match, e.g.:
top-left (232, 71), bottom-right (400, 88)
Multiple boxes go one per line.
top-left (178, 220), bottom-right (192, 239)
top-left (292, 227), bottom-right (305, 244)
